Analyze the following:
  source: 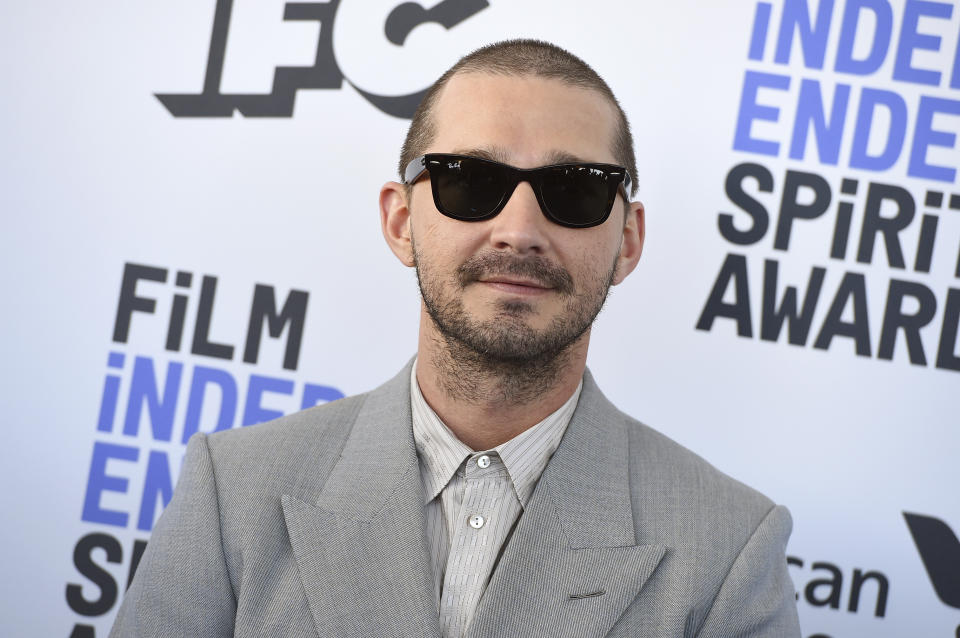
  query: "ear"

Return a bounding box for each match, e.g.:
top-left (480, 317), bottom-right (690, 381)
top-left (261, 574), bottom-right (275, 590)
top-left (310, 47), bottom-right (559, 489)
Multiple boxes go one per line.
top-left (380, 181), bottom-right (415, 267)
top-left (612, 200), bottom-right (645, 285)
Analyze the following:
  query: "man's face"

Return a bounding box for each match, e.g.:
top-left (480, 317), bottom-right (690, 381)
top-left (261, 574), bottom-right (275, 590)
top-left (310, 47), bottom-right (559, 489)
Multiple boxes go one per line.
top-left (407, 72), bottom-right (639, 364)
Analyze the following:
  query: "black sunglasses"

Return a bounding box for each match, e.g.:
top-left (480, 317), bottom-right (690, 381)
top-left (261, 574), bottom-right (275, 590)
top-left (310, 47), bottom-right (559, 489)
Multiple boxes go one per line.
top-left (403, 154), bottom-right (632, 229)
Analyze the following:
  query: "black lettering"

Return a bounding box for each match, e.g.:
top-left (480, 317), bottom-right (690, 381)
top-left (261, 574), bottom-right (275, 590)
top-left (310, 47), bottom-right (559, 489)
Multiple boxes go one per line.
top-left (804, 561), bottom-right (843, 609)
top-left (165, 271), bottom-right (193, 352)
top-left (761, 259), bottom-right (826, 345)
top-left (956, 244), bottom-right (960, 279)
top-left (936, 288), bottom-right (960, 372)
top-left (718, 163), bottom-right (772, 246)
top-left (66, 533), bottom-right (122, 617)
top-left (696, 254), bottom-right (753, 337)
top-left (243, 285), bottom-right (309, 370)
top-left (925, 191), bottom-right (943, 208)
top-left (191, 275), bottom-right (234, 360)
top-left (69, 625), bottom-right (95, 638)
top-left (813, 272), bottom-right (871, 356)
top-left (154, 0), bottom-right (438, 119)
top-left (878, 279), bottom-right (936, 364)
top-left (903, 512), bottom-right (960, 608)
top-left (385, 0), bottom-right (489, 46)
top-left (914, 214), bottom-right (938, 273)
top-left (857, 182), bottom-right (915, 268)
top-left (833, 179), bottom-right (858, 260)
top-left (127, 539), bottom-right (148, 589)
top-left (166, 292), bottom-right (189, 351)
top-left (112, 263), bottom-right (167, 343)
top-left (156, 0), bottom-right (343, 117)
top-left (830, 199), bottom-right (854, 260)
top-left (774, 169), bottom-right (831, 251)
top-left (848, 569), bottom-right (889, 617)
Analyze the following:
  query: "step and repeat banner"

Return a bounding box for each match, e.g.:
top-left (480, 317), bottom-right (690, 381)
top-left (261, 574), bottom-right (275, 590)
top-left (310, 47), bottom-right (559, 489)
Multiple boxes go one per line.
top-left (2, 0), bottom-right (958, 636)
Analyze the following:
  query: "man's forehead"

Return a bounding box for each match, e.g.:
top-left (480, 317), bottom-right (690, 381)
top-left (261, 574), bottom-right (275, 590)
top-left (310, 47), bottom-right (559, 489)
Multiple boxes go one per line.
top-left (428, 72), bottom-right (619, 166)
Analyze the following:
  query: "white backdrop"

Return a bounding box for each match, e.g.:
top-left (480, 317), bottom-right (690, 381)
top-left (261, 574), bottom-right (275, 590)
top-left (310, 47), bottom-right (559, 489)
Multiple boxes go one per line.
top-left (2, 0), bottom-right (958, 636)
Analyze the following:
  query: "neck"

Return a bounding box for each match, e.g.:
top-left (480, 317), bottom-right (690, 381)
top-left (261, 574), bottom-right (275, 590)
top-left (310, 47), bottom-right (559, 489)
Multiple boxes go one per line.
top-left (414, 308), bottom-right (588, 451)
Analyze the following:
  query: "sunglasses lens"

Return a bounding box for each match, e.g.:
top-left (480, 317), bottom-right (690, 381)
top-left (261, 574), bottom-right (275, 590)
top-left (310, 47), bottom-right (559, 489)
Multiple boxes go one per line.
top-left (432, 157), bottom-right (508, 219)
top-left (539, 166), bottom-right (616, 227)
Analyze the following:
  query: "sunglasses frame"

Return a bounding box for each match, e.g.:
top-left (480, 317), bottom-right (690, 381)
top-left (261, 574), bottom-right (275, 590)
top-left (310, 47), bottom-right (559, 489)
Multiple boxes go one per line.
top-left (403, 153), bottom-right (633, 229)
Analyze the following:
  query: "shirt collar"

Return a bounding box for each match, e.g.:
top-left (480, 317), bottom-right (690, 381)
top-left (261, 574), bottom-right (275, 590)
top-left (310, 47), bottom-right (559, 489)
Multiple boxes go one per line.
top-left (409, 361), bottom-right (582, 508)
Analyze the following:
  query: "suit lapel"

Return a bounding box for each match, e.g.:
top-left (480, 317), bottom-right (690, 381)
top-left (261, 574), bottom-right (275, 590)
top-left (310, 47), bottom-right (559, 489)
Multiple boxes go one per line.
top-left (468, 371), bottom-right (666, 638)
top-left (279, 364), bottom-right (665, 638)
top-left (281, 363), bottom-right (442, 638)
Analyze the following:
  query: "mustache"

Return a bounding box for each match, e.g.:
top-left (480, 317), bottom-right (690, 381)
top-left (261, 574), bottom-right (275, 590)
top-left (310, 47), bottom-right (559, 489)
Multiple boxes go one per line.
top-left (456, 253), bottom-right (574, 295)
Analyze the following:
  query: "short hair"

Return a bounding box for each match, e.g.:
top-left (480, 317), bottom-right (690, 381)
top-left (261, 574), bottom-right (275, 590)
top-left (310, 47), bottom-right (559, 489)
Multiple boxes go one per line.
top-left (398, 39), bottom-right (638, 199)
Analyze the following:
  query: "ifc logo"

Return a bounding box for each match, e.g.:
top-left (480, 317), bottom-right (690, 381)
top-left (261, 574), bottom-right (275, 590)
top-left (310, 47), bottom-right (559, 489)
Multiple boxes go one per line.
top-left (155, 0), bottom-right (489, 119)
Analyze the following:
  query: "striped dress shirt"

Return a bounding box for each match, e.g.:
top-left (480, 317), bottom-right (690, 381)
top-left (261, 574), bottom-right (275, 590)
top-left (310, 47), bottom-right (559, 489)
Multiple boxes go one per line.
top-left (409, 363), bottom-right (583, 638)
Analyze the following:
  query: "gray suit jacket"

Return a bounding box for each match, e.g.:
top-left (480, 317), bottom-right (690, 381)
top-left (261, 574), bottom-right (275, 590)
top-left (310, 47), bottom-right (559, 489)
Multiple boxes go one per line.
top-left (111, 363), bottom-right (801, 637)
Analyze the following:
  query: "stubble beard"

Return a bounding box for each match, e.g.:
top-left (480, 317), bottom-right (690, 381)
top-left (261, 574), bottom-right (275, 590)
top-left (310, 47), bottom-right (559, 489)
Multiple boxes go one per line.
top-left (413, 238), bottom-right (619, 405)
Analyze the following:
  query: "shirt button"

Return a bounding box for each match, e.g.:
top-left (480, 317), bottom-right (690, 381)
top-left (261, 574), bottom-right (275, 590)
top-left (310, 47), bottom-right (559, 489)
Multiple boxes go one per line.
top-left (468, 514), bottom-right (485, 529)
top-left (476, 454), bottom-right (491, 468)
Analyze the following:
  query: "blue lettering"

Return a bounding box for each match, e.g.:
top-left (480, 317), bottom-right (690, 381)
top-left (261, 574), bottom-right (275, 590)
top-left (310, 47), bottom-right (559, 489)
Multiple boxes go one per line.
top-left (137, 450), bottom-right (174, 532)
top-left (908, 96), bottom-right (960, 182)
top-left (97, 352), bottom-right (125, 433)
top-left (835, 0), bottom-right (893, 75)
top-left (734, 71), bottom-right (791, 155)
top-left (749, 2), bottom-right (773, 61)
top-left (81, 442), bottom-right (138, 527)
top-left (774, 0), bottom-right (835, 69)
top-left (243, 374), bottom-right (294, 426)
top-left (789, 79), bottom-right (851, 164)
top-left (181, 365), bottom-right (238, 443)
top-left (122, 356), bottom-right (183, 441)
top-left (301, 383), bottom-right (345, 409)
top-left (952, 19), bottom-right (960, 89)
top-left (893, 0), bottom-right (953, 86)
top-left (850, 89), bottom-right (908, 171)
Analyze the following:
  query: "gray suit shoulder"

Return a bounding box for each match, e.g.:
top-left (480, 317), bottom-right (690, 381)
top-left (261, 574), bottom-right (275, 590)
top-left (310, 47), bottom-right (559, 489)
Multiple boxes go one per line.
top-left (619, 411), bottom-right (779, 543)
top-left (617, 411), bottom-right (796, 632)
top-left (199, 393), bottom-right (368, 508)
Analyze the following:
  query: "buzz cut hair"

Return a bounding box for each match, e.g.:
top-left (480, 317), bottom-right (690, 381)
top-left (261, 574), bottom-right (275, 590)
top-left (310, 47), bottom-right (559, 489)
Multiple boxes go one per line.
top-left (398, 39), bottom-right (638, 199)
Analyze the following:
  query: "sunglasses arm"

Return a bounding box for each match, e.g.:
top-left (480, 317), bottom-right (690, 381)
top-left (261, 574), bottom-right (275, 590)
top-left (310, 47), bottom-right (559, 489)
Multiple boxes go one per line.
top-left (403, 156), bottom-right (428, 185)
top-left (621, 172), bottom-right (632, 199)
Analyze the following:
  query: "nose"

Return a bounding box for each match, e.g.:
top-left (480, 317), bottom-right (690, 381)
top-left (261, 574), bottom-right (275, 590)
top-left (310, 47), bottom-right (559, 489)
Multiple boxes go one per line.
top-left (487, 181), bottom-right (551, 255)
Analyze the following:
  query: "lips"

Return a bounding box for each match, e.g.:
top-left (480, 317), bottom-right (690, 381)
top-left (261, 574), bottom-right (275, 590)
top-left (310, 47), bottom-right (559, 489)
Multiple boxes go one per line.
top-left (457, 253), bottom-right (574, 295)
top-left (475, 276), bottom-right (554, 297)
top-left (477, 276), bottom-right (552, 289)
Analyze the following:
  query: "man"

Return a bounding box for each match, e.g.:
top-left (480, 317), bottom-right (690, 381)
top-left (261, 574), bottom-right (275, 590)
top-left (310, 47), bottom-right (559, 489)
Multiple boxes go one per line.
top-left (111, 40), bottom-right (801, 637)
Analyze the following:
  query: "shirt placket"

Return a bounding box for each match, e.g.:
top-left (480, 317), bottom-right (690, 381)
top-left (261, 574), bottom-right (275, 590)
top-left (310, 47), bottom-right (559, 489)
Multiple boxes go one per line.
top-left (439, 451), bottom-right (507, 638)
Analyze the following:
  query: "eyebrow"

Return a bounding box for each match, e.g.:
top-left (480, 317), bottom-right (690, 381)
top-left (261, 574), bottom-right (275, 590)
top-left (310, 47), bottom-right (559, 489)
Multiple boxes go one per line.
top-left (544, 150), bottom-right (589, 165)
top-left (449, 146), bottom-right (510, 163)
top-left (448, 147), bottom-right (593, 166)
